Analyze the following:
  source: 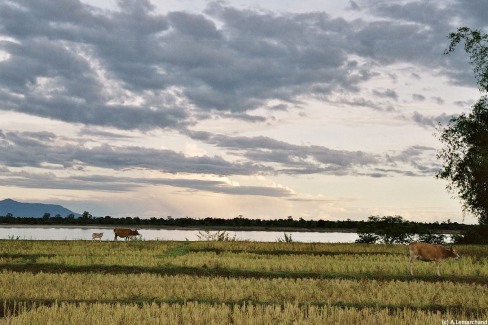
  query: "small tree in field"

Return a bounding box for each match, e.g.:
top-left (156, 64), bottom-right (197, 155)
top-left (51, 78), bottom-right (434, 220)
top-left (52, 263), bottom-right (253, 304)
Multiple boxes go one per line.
top-left (438, 27), bottom-right (488, 225)
top-left (356, 216), bottom-right (422, 244)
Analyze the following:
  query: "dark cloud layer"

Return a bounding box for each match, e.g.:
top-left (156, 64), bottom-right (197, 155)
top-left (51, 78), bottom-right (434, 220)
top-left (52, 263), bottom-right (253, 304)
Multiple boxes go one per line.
top-left (1, 0), bottom-right (483, 131)
top-left (0, 168), bottom-right (292, 197)
top-left (0, 129), bottom-right (436, 184)
top-left (0, 130), bottom-right (267, 175)
top-left (187, 130), bottom-right (379, 175)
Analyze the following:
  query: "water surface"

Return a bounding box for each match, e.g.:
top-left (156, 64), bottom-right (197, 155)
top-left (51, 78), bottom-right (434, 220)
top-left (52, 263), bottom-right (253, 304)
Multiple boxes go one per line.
top-left (0, 226), bottom-right (359, 243)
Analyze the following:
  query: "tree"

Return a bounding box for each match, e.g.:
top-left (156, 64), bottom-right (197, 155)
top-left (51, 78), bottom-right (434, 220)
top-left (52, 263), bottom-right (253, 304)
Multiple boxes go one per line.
top-left (356, 216), bottom-right (423, 244)
top-left (437, 27), bottom-right (488, 225)
top-left (81, 211), bottom-right (93, 220)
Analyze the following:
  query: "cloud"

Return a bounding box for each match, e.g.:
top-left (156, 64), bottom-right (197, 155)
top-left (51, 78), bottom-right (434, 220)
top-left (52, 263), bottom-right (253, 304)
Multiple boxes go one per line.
top-left (412, 94), bottom-right (426, 102)
top-left (365, 0), bottom-right (486, 89)
top-left (1, 128), bottom-right (442, 182)
top-left (1, 0), bottom-right (482, 132)
top-left (373, 88), bottom-right (398, 101)
top-left (385, 145), bottom-right (441, 175)
top-left (0, 168), bottom-right (293, 197)
top-left (3, 0), bottom-right (451, 131)
top-left (187, 130), bottom-right (386, 175)
top-left (411, 111), bottom-right (453, 127)
top-left (0, 130), bottom-right (269, 175)
top-left (348, 1), bottom-right (360, 11)
top-left (0, 0), bottom-right (480, 203)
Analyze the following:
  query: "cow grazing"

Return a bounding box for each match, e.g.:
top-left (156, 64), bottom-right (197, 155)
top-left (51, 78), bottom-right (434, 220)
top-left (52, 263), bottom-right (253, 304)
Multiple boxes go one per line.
top-left (409, 241), bottom-right (460, 276)
top-left (92, 232), bottom-right (103, 241)
top-left (113, 228), bottom-right (140, 240)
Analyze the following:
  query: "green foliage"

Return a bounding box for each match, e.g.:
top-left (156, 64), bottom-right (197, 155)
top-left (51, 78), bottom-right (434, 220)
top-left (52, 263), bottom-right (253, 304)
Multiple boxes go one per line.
top-left (438, 27), bottom-right (488, 225)
top-left (453, 225), bottom-right (488, 244)
top-left (355, 232), bottom-right (379, 244)
top-left (356, 216), bottom-right (441, 244)
top-left (445, 27), bottom-right (488, 92)
top-left (81, 211), bottom-right (93, 220)
top-left (196, 230), bottom-right (236, 241)
top-left (417, 230), bottom-right (445, 245)
top-left (437, 97), bottom-right (488, 224)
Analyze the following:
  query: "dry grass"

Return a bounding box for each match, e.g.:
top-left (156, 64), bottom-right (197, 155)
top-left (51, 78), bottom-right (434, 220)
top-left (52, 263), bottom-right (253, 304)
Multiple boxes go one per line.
top-left (1, 240), bottom-right (487, 323)
top-left (5, 302), bottom-right (484, 325)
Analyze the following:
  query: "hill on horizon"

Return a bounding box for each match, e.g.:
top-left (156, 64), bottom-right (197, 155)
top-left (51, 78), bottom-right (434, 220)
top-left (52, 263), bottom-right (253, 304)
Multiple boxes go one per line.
top-left (0, 199), bottom-right (81, 218)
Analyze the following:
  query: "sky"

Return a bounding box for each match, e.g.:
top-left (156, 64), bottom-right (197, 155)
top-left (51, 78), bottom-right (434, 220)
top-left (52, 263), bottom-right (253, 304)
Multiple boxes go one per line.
top-left (0, 0), bottom-right (487, 223)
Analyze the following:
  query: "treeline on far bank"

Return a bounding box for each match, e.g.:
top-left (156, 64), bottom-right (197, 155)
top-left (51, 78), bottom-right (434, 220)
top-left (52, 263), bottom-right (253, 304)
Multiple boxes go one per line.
top-left (1, 212), bottom-right (486, 244)
top-left (0, 212), bottom-right (474, 232)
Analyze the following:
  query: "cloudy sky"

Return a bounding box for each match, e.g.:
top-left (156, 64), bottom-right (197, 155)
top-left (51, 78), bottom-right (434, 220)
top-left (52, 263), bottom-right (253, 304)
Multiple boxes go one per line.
top-left (0, 0), bottom-right (486, 222)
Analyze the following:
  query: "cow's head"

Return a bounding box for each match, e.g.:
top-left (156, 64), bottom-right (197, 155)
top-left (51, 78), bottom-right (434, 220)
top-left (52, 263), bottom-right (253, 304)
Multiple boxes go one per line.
top-left (449, 246), bottom-right (460, 259)
top-left (133, 229), bottom-right (140, 236)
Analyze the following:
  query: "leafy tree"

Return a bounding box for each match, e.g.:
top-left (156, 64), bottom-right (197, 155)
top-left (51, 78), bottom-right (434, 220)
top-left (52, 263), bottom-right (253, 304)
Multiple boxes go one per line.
top-left (437, 27), bottom-right (488, 225)
top-left (81, 211), bottom-right (93, 220)
top-left (418, 230), bottom-right (445, 245)
top-left (452, 225), bottom-right (488, 244)
top-left (355, 232), bottom-right (379, 244)
top-left (356, 216), bottom-right (423, 244)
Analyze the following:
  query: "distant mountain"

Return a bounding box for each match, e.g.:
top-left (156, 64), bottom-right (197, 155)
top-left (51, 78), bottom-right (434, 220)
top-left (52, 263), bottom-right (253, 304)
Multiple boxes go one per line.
top-left (0, 199), bottom-right (81, 218)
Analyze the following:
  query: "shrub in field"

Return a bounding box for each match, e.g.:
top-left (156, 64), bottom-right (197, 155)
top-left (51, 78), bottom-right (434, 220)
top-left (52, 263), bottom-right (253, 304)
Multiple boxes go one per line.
top-left (197, 230), bottom-right (237, 241)
top-left (418, 230), bottom-right (446, 244)
top-left (356, 215), bottom-right (446, 244)
top-left (355, 232), bottom-right (379, 244)
top-left (453, 225), bottom-right (488, 244)
top-left (276, 233), bottom-right (293, 243)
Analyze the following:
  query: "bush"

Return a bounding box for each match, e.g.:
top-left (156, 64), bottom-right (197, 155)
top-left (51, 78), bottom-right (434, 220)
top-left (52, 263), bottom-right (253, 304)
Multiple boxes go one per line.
top-left (418, 230), bottom-right (446, 245)
top-left (356, 232), bottom-right (379, 244)
top-left (196, 230), bottom-right (237, 241)
top-left (355, 216), bottom-right (446, 244)
top-left (356, 216), bottom-right (420, 244)
top-left (452, 225), bottom-right (488, 244)
top-left (276, 233), bottom-right (293, 243)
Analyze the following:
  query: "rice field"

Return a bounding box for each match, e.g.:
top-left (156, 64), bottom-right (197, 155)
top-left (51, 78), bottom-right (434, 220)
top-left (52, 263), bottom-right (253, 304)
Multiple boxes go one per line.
top-left (1, 240), bottom-right (487, 324)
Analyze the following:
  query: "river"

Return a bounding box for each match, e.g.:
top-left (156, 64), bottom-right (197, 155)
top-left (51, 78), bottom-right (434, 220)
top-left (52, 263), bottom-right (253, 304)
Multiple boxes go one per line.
top-left (0, 226), bottom-right (359, 243)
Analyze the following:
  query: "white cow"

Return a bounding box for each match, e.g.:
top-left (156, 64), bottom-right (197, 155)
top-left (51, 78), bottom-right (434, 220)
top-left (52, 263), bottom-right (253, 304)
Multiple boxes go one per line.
top-left (92, 232), bottom-right (103, 241)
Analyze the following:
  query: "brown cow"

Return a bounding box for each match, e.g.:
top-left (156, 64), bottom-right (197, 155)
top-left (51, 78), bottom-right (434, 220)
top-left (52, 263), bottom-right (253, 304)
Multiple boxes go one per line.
top-left (409, 241), bottom-right (460, 276)
top-left (113, 228), bottom-right (140, 240)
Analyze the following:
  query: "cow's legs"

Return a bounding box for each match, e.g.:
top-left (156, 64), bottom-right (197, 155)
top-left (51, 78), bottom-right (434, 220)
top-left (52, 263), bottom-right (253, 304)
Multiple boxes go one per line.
top-left (114, 234), bottom-right (118, 241)
top-left (409, 253), bottom-right (415, 275)
top-left (435, 261), bottom-right (441, 276)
